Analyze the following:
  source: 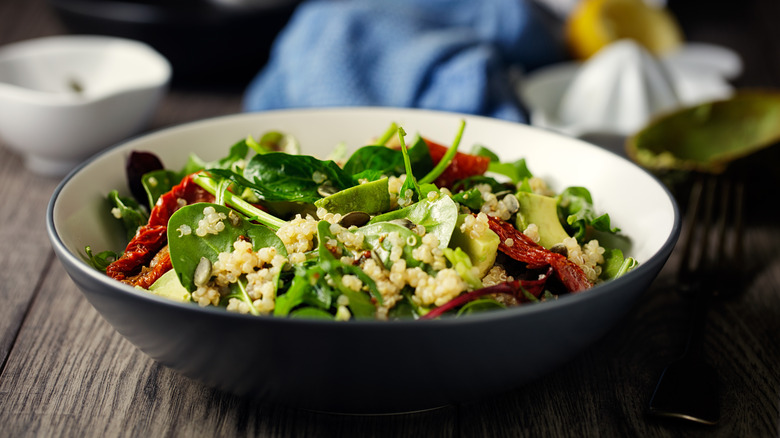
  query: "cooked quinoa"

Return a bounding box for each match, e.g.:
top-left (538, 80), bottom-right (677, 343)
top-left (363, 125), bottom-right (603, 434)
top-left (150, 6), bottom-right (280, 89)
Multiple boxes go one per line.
top-left (103, 125), bottom-right (635, 321)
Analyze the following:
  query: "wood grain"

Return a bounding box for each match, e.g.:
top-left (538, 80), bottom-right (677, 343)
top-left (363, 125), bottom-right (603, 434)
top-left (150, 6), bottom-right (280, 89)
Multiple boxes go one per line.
top-left (1, 0), bottom-right (778, 436)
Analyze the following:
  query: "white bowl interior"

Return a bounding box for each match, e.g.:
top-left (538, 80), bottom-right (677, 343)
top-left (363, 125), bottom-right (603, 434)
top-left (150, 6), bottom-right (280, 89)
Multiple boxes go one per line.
top-left (0, 35), bottom-right (170, 100)
top-left (53, 108), bottom-right (677, 279)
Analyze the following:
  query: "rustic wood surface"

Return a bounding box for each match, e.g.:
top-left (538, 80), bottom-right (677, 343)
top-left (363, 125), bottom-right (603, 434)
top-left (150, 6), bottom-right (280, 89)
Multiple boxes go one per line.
top-left (1, 0), bottom-right (778, 436)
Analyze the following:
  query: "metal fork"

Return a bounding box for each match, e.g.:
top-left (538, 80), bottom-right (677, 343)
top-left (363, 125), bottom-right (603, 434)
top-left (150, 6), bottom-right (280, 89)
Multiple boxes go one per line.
top-left (648, 175), bottom-right (745, 425)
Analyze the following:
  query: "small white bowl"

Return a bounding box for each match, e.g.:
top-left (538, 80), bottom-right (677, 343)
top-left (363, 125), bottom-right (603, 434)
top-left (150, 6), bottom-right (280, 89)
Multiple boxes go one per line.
top-left (0, 35), bottom-right (170, 176)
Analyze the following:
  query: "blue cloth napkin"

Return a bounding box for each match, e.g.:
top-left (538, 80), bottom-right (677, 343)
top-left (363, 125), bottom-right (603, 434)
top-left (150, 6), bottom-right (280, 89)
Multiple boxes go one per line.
top-left (243, 0), bottom-right (566, 122)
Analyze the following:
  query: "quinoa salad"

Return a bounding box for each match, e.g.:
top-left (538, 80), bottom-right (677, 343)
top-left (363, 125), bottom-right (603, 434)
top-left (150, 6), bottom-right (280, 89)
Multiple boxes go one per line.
top-left (86, 122), bottom-right (637, 321)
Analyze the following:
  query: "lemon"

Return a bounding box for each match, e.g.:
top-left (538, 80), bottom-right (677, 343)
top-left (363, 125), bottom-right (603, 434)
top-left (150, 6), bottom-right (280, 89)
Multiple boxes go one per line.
top-left (565, 0), bottom-right (684, 60)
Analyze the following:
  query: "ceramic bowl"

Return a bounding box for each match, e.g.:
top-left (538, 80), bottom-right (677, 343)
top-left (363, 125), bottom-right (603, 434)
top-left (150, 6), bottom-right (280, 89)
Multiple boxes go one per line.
top-left (0, 35), bottom-right (170, 176)
top-left (46, 107), bottom-right (680, 413)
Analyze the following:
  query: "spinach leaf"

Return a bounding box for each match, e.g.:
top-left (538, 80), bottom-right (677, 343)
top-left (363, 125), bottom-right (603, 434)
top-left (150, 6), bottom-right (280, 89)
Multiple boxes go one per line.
top-left (108, 190), bottom-right (148, 241)
top-left (342, 135), bottom-right (433, 182)
top-left (213, 153), bottom-right (355, 203)
top-left (369, 194), bottom-right (459, 248)
top-left (167, 203), bottom-right (287, 292)
top-left (274, 264), bottom-right (334, 317)
top-left (559, 187), bottom-right (620, 241)
top-left (142, 169), bottom-right (179, 208)
top-left (451, 187), bottom-right (484, 211)
top-left (407, 136), bottom-right (435, 177)
top-left (343, 146), bottom-right (405, 177)
top-left (359, 222), bottom-right (423, 269)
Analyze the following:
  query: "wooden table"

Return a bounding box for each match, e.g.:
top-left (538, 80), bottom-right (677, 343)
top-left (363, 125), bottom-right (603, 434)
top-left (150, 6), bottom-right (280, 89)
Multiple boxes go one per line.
top-left (1, 1), bottom-right (778, 436)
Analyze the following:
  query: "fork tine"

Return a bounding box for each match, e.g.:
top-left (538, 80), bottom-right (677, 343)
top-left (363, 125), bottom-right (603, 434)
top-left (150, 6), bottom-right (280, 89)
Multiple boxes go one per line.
top-left (677, 175), bottom-right (717, 289)
top-left (676, 176), bottom-right (704, 287)
top-left (713, 177), bottom-right (745, 296)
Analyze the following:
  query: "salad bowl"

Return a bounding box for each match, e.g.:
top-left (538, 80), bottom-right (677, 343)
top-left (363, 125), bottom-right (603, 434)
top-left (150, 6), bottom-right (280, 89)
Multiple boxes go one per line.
top-left (46, 107), bottom-right (679, 413)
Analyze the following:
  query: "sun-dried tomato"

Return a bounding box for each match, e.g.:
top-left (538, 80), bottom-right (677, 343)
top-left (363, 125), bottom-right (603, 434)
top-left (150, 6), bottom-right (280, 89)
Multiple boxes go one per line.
top-left (106, 173), bottom-right (214, 285)
top-left (486, 215), bottom-right (592, 293)
top-left (148, 174), bottom-right (213, 227)
top-left (121, 245), bottom-right (172, 289)
top-left (425, 139), bottom-right (490, 189)
top-left (105, 225), bottom-right (167, 282)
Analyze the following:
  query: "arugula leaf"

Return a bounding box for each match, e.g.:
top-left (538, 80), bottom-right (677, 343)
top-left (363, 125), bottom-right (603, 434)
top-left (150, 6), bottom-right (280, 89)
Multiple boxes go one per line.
top-left (471, 144), bottom-right (533, 185)
top-left (107, 190), bottom-right (148, 240)
top-left (470, 144), bottom-right (500, 162)
top-left (83, 246), bottom-right (120, 272)
top-left (559, 186), bottom-right (620, 241)
top-left (488, 158), bottom-right (533, 185)
top-left (275, 265), bottom-right (322, 317)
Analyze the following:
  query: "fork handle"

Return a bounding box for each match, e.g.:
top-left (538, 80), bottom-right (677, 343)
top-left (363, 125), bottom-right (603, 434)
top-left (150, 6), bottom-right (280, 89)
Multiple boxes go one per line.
top-left (683, 284), bottom-right (712, 360)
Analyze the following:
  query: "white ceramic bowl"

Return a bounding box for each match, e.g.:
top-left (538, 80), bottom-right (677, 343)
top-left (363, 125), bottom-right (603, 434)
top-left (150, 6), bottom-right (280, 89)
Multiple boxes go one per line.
top-left (47, 107), bottom-right (680, 413)
top-left (0, 35), bottom-right (170, 176)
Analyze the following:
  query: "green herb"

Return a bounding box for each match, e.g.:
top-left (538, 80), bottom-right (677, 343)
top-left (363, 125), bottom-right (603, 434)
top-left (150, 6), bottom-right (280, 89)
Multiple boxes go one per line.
top-left (419, 119), bottom-right (465, 184)
top-left (107, 190), bottom-right (148, 240)
top-left (559, 186), bottom-right (619, 242)
top-left (83, 246), bottom-right (120, 272)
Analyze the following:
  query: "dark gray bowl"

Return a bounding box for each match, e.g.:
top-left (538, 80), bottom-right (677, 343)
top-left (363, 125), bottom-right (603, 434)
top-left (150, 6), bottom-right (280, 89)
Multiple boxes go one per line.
top-left (47, 108), bottom-right (680, 413)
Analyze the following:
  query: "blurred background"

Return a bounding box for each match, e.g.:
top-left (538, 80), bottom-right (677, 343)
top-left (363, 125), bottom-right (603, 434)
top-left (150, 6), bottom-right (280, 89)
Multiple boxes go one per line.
top-left (1, 0), bottom-right (779, 163)
top-left (2, 0), bottom-right (776, 92)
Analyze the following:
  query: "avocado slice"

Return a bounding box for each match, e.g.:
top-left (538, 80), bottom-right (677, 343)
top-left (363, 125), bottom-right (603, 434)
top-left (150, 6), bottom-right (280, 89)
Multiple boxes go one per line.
top-left (315, 177), bottom-right (390, 215)
top-left (144, 269), bottom-right (192, 302)
top-left (515, 192), bottom-right (570, 249)
top-left (449, 214), bottom-right (500, 278)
